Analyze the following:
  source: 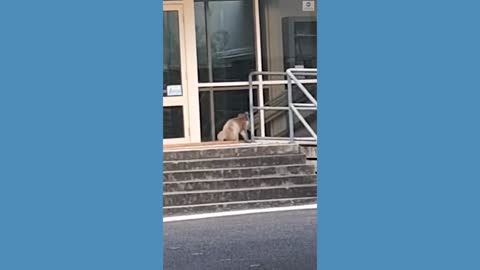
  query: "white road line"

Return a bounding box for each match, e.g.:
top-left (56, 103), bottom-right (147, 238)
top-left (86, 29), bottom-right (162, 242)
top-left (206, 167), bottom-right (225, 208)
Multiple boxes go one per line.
top-left (163, 204), bottom-right (317, 223)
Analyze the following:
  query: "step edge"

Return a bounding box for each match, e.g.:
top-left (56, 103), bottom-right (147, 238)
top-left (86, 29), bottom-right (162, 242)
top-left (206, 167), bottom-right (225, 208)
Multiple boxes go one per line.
top-left (163, 153), bottom-right (306, 164)
top-left (164, 163), bottom-right (314, 174)
top-left (164, 143), bottom-right (299, 153)
top-left (163, 184), bottom-right (317, 196)
top-left (163, 174), bottom-right (318, 185)
top-left (163, 196), bottom-right (318, 209)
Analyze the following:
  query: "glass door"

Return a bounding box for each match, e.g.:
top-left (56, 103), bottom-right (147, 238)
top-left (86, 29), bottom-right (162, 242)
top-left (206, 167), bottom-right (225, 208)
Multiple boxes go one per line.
top-left (163, 5), bottom-right (190, 144)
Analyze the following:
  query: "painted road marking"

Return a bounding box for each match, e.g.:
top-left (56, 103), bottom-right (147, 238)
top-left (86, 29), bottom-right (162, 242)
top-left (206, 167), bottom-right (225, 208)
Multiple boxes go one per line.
top-left (163, 204), bottom-right (317, 223)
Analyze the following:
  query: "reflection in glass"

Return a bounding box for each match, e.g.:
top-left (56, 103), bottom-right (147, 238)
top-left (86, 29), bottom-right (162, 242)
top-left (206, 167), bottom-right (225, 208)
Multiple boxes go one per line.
top-left (195, 0), bottom-right (256, 83)
top-left (260, 0), bottom-right (317, 73)
top-left (256, 0), bottom-right (317, 139)
top-left (163, 11), bottom-right (182, 97)
top-left (261, 83), bottom-right (317, 138)
top-left (199, 89), bottom-right (258, 141)
top-left (213, 90), bottom-right (252, 135)
top-left (164, 106), bottom-right (185, 139)
top-left (199, 91), bottom-right (213, 141)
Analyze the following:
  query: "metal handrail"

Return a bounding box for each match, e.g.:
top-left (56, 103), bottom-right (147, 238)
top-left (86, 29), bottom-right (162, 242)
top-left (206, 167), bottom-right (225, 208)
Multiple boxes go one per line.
top-left (248, 68), bottom-right (317, 144)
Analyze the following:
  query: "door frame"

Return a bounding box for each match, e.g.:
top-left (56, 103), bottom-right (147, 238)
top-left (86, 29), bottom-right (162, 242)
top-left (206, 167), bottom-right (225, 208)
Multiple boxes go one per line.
top-left (163, 0), bottom-right (201, 145)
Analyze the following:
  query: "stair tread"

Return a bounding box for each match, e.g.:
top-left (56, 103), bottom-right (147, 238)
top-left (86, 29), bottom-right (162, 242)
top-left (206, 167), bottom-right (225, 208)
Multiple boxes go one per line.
top-left (164, 143), bottom-right (297, 152)
top-left (163, 184), bottom-right (317, 195)
top-left (163, 174), bottom-right (317, 184)
top-left (163, 144), bottom-right (316, 215)
top-left (163, 196), bottom-right (317, 209)
top-left (163, 153), bottom-right (304, 164)
top-left (164, 163), bottom-right (314, 174)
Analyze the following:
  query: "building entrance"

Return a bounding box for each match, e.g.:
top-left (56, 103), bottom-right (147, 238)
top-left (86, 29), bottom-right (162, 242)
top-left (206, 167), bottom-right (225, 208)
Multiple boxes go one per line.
top-left (163, 1), bottom-right (201, 145)
top-left (163, 0), bottom-right (317, 144)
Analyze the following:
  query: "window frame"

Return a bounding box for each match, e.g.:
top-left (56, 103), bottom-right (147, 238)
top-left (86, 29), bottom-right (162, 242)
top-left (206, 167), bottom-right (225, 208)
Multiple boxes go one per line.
top-left (196, 0), bottom-right (317, 88)
top-left (196, 0), bottom-right (317, 140)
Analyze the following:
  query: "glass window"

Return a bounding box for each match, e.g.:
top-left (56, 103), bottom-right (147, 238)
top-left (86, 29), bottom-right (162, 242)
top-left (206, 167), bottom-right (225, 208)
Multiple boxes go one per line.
top-left (199, 91), bottom-right (213, 141)
top-left (195, 0), bottom-right (256, 83)
top-left (260, 0), bottom-right (317, 73)
top-left (262, 83), bottom-right (316, 137)
top-left (164, 106), bottom-right (185, 139)
top-left (163, 11), bottom-right (183, 97)
top-left (213, 90), bottom-right (252, 135)
top-left (199, 89), bottom-right (258, 141)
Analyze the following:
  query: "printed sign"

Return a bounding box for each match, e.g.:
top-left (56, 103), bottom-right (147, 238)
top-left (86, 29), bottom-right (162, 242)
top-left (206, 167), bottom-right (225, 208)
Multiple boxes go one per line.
top-left (166, 85), bottom-right (182, 96)
top-left (302, 1), bottom-right (315, 12)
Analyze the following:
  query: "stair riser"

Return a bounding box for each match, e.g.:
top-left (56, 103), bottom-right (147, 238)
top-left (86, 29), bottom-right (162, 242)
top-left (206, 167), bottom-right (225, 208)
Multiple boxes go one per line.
top-left (164, 144), bottom-right (300, 161)
top-left (164, 175), bottom-right (317, 192)
top-left (164, 154), bottom-right (306, 171)
top-left (163, 186), bottom-right (317, 206)
top-left (164, 165), bottom-right (315, 182)
top-left (164, 198), bottom-right (317, 216)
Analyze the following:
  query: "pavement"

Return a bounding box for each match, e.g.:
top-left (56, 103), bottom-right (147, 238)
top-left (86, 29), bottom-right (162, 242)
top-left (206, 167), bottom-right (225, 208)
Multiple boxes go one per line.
top-left (164, 209), bottom-right (317, 270)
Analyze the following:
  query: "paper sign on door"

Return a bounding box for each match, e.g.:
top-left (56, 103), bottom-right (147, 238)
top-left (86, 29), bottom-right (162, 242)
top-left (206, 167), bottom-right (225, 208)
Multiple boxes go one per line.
top-left (166, 85), bottom-right (182, 96)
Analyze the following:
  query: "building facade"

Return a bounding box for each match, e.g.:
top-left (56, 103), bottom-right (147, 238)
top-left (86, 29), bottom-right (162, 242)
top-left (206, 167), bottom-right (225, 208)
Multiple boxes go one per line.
top-left (163, 0), bottom-right (317, 144)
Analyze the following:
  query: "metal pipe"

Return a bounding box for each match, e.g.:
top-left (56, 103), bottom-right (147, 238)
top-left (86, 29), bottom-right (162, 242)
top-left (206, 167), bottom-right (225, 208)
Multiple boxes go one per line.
top-left (287, 76), bottom-right (294, 143)
top-left (252, 137), bottom-right (316, 141)
top-left (292, 103), bottom-right (317, 107)
top-left (290, 107), bottom-right (317, 111)
top-left (252, 0), bottom-right (266, 138)
top-left (253, 106), bottom-right (290, 110)
top-left (291, 105), bottom-right (317, 140)
top-left (248, 73), bottom-right (255, 142)
top-left (258, 78), bottom-right (265, 137)
top-left (287, 68), bottom-right (317, 72)
top-left (247, 69), bottom-right (317, 144)
top-left (287, 71), bottom-right (317, 106)
top-left (287, 73), bottom-right (317, 77)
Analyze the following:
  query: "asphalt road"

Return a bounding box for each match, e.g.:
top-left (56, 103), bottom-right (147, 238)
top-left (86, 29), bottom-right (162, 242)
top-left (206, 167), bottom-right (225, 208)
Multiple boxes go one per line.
top-left (164, 210), bottom-right (317, 270)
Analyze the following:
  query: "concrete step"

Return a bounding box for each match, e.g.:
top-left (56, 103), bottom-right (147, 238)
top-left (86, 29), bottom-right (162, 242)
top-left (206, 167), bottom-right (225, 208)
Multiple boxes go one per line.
top-left (300, 145), bottom-right (317, 173)
top-left (162, 143), bottom-right (317, 216)
top-left (164, 143), bottom-right (300, 161)
top-left (163, 153), bottom-right (306, 171)
top-left (163, 184), bottom-right (317, 206)
top-left (163, 197), bottom-right (317, 217)
top-left (306, 160), bottom-right (318, 173)
top-left (164, 175), bottom-right (317, 192)
top-left (164, 164), bottom-right (316, 182)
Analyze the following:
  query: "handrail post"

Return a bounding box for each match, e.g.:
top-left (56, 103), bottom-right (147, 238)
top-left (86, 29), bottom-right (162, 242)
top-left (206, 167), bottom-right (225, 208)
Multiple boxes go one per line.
top-left (248, 72), bottom-right (255, 142)
top-left (287, 75), bottom-right (294, 143)
top-left (258, 76), bottom-right (265, 137)
top-left (286, 69), bottom-right (317, 106)
top-left (247, 69), bottom-right (317, 145)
